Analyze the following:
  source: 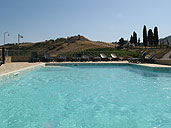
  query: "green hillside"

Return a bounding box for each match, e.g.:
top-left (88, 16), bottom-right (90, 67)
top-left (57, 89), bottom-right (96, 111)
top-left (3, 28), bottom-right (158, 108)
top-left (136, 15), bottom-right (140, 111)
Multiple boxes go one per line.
top-left (1, 35), bottom-right (117, 57)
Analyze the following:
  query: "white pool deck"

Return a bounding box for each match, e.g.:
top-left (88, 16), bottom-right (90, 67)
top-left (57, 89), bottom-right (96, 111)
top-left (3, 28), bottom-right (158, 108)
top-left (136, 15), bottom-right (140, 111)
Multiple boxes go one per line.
top-left (0, 62), bottom-right (45, 77)
top-left (0, 62), bottom-right (171, 77)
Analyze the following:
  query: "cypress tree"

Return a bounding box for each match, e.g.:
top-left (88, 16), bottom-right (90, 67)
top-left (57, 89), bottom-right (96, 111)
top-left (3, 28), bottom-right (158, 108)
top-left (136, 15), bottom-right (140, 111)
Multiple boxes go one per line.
top-left (133, 32), bottom-right (137, 46)
top-left (148, 29), bottom-right (153, 46)
top-left (143, 25), bottom-right (148, 47)
top-left (138, 38), bottom-right (140, 47)
top-left (154, 26), bottom-right (159, 46)
top-left (130, 35), bottom-right (133, 44)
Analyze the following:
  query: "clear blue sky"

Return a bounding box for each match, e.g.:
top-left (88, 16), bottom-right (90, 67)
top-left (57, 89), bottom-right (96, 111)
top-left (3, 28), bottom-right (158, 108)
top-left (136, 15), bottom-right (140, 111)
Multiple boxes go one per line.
top-left (0, 0), bottom-right (171, 45)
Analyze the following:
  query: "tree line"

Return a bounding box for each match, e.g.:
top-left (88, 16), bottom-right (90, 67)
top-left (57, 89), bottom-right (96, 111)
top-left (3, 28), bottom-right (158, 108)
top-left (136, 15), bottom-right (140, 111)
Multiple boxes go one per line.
top-left (130, 25), bottom-right (159, 47)
top-left (143, 25), bottom-right (159, 47)
top-left (117, 25), bottom-right (159, 47)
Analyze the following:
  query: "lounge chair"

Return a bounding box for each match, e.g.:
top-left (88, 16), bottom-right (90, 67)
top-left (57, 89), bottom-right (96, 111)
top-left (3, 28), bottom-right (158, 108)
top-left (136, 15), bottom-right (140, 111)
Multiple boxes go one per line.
top-left (93, 57), bottom-right (101, 61)
top-left (44, 53), bottom-right (54, 62)
top-left (128, 53), bottom-right (152, 64)
top-left (57, 56), bottom-right (67, 62)
top-left (31, 52), bottom-right (40, 62)
top-left (144, 55), bottom-right (155, 63)
top-left (128, 58), bottom-right (144, 63)
top-left (71, 53), bottom-right (82, 62)
top-left (100, 53), bottom-right (108, 61)
top-left (71, 57), bottom-right (81, 62)
top-left (81, 55), bottom-right (89, 61)
top-left (169, 55), bottom-right (171, 59)
top-left (142, 52), bottom-right (147, 59)
top-left (119, 57), bottom-right (125, 61)
top-left (127, 52), bottom-right (147, 63)
top-left (111, 53), bottom-right (119, 61)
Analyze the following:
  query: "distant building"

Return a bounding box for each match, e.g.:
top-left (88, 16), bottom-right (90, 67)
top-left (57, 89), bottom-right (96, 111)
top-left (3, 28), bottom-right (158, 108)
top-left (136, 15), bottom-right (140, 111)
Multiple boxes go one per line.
top-left (160, 35), bottom-right (171, 46)
top-left (169, 43), bottom-right (171, 47)
top-left (160, 40), bottom-right (169, 46)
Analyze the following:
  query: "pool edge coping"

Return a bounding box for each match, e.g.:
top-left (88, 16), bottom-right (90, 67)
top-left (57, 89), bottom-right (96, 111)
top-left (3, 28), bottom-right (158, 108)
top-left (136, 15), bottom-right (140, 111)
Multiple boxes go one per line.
top-left (0, 62), bottom-right (171, 78)
top-left (45, 62), bottom-right (171, 68)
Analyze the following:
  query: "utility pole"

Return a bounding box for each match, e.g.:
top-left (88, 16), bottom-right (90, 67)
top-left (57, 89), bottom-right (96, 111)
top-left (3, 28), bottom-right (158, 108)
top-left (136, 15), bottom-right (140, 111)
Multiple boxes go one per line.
top-left (18, 34), bottom-right (24, 56)
top-left (2, 48), bottom-right (5, 64)
top-left (4, 32), bottom-right (10, 45)
top-left (2, 32), bottom-right (10, 64)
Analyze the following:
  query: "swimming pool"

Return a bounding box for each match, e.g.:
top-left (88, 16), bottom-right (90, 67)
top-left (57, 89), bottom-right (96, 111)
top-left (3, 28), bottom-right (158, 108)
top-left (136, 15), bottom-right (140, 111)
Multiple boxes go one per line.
top-left (0, 64), bottom-right (171, 128)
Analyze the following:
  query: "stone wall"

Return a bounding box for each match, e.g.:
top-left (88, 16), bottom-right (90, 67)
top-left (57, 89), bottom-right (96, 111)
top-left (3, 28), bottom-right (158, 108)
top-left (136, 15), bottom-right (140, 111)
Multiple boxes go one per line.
top-left (11, 56), bottom-right (31, 62)
top-left (5, 56), bottom-right (12, 63)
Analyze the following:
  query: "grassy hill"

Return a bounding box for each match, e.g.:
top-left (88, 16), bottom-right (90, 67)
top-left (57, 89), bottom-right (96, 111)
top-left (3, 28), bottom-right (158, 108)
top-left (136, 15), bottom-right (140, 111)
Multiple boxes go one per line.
top-left (1, 35), bottom-right (118, 57)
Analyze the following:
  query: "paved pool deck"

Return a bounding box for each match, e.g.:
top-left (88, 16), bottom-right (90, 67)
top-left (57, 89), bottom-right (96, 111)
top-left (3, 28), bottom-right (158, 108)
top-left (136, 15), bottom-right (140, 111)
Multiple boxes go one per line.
top-left (0, 62), bottom-right (171, 77)
top-left (0, 62), bottom-right (45, 77)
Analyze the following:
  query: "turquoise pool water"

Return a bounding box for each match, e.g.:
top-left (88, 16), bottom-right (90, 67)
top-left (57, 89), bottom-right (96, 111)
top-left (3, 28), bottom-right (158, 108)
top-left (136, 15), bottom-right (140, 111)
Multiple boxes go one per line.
top-left (0, 64), bottom-right (171, 128)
